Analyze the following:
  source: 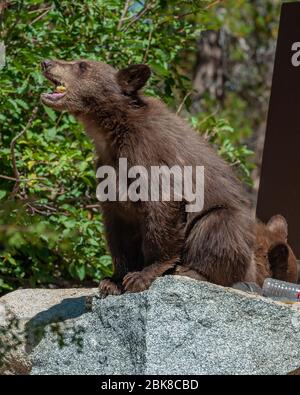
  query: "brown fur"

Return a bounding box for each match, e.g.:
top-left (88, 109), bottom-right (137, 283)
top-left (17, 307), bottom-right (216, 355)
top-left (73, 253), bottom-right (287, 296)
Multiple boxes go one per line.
top-left (254, 215), bottom-right (298, 286)
top-left (175, 215), bottom-right (298, 288)
top-left (41, 59), bottom-right (256, 295)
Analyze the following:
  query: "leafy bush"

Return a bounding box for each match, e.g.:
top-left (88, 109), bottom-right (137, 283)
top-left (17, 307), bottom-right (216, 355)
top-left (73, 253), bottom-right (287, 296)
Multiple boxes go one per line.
top-left (0, 0), bottom-right (254, 294)
top-left (192, 115), bottom-right (254, 185)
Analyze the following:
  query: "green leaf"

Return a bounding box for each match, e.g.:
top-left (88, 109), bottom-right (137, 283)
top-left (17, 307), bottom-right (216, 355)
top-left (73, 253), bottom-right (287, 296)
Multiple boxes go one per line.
top-left (0, 191), bottom-right (7, 200)
top-left (76, 265), bottom-right (86, 281)
top-left (43, 106), bottom-right (57, 122)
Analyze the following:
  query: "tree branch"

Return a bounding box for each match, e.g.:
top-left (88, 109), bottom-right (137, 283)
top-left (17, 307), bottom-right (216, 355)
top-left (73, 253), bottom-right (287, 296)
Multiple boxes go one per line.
top-left (172, 0), bottom-right (225, 22)
top-left (30, 7), bottom-right (52, 25)
top-left (117, 0), bottom-right (131, 31)
top-left (206, 0), bottom-right (224, 10)
top-left (143, 28), bottom-right (153, 63)
top-left (176, 91), bottom-right (193, 115)
top-left (123, 1), bottom-right (154, 32)
top-left (26, 203), bottom-right (51, 216)
top-left (0, 174), bottom-right (46, 182)
top-left (84, 204), bottom-right (101, 209)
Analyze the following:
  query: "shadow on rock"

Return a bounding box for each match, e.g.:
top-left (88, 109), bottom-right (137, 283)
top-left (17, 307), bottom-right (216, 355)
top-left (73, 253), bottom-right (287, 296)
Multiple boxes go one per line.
top-left (25, 296), bottom-right (91, 353)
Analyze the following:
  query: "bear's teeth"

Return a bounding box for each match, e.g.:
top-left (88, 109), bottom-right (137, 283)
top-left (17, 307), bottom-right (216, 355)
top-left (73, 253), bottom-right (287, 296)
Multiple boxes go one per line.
top-left (55, 85), bottom-right (66, 93)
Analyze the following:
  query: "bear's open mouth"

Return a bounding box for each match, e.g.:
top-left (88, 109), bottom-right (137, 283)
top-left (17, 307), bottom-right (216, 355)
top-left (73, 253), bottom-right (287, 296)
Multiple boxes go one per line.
top-left (41, 73), bottom-right (67, 102)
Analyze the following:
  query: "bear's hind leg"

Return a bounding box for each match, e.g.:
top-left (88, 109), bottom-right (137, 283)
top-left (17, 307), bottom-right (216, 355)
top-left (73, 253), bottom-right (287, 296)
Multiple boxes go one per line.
top-left (182, 208), bottom-right (255, 287)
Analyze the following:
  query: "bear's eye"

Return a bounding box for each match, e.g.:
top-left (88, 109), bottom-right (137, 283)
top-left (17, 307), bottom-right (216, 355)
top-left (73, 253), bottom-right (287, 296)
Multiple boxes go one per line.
top-left (78, 61), bottom-right (88, 73)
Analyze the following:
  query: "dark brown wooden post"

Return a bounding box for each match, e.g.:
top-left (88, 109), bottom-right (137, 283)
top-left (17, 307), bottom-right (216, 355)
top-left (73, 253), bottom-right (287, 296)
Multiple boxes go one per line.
top-left (257, 2), bottom-right (300, 258)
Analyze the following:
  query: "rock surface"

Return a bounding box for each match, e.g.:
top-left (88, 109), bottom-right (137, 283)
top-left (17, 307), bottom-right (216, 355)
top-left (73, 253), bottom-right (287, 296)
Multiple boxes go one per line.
top-left (1, 276), bottom-right (300, 375)
top-left (0, 288), bottom-right (97, 374)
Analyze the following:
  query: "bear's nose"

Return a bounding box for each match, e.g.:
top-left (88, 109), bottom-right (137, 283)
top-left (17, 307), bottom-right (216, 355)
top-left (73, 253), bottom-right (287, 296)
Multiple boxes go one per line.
top-left (41, 59), bottom-right (53, 71)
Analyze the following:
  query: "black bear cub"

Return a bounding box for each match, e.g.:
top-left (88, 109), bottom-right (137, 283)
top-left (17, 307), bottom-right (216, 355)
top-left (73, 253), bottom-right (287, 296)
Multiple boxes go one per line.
top-left (41, 59), bottom-right (256, 295)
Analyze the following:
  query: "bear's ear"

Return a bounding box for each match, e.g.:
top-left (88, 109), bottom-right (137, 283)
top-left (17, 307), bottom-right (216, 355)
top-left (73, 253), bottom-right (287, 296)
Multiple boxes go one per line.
top-left (268, 243), bottom-right (289, 279)
top-left (267, 215), bottom-right (288, 241)
top-left (116, 64), bottom-right (151, 95)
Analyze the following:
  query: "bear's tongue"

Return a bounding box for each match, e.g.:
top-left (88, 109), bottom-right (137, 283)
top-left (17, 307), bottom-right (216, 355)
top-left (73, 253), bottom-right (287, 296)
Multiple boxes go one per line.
top-left (43, 92), bottom-right (65, 101)
top-left (52, 92), bottom-right (65, 98)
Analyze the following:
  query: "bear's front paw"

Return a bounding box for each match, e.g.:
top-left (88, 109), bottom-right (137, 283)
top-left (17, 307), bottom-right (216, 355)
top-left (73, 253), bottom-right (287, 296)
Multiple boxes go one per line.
top-left (122, 271), bottom-right (152, 293)
top-left (99, 278), bottom-right (122, 297)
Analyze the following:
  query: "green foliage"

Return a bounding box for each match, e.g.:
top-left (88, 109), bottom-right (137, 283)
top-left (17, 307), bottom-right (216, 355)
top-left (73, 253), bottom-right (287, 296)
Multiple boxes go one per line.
top-left (0, 0), bottom-right (255, 294)
top-left (191, 115), bottom-right (254, 185)
top-left (200, 0), bottom-right (282, 139)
